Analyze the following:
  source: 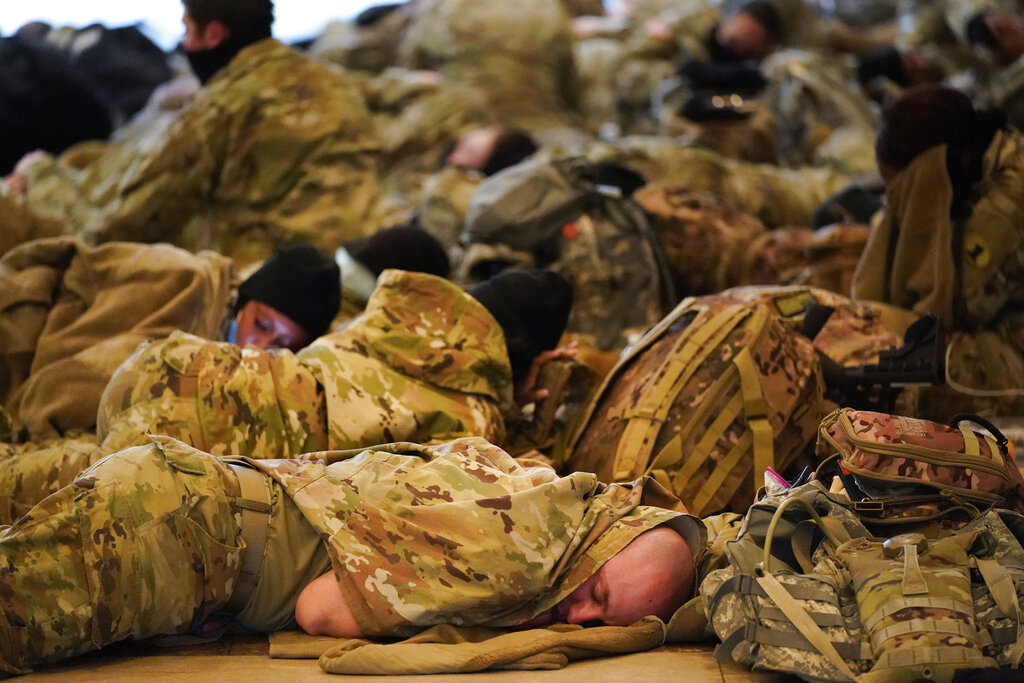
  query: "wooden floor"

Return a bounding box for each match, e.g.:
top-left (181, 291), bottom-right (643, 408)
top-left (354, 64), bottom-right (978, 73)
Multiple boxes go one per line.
top-left (18, 635), bottom-right (798, 682)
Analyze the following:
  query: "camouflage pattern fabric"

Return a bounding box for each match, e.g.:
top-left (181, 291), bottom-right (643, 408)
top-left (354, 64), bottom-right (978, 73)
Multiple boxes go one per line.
top-left (23, 39), bottom-right (381, 267)
top-left (250, 436), bottom-right (702, 636)
top-left (760, 49), bottom-right (879, 175)
top-left (587, 138), bottom-right (853, 228)
top-left (0, 433), bottom-right (702, 674)
top-left (0, 270), bottom-right (513, 526)
top-left (418, 166), bottom-right (484, 251)
top-left (702, 478), bottom-right (1024, 682)
top-left (398, 0), bottom-right (581, 130)
top-left (722, 285), bottom-right (916, 367)
top-left (817, 408), bottom-right (1024, 511)
top-left (550, 197), bottom-right (671, 351)
top-left (298, 269), bottom-right (513, 447)
top-left (97, 330), bottom-right (328, 459)
top-left (634, 185), bottom-right (768, 297)
top-left (0, 435), bottom-right (243, 676)
top-left (561, 294), bottom-right (827, 517)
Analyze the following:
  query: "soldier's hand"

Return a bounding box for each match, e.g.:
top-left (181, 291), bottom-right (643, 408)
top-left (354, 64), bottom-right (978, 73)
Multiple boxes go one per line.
top-left (5, 150), bottom-right (48, 195)
top-left (514, 343), bottom-right (578, 407)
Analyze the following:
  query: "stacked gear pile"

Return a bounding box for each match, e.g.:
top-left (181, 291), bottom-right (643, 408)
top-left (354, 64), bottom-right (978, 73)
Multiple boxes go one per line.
top-left (703, 408), bottom-right (1024, 682)
top-left (460, 157), bottom-right (674, 351)
top-left (558, 293), bottom-right (827, 517)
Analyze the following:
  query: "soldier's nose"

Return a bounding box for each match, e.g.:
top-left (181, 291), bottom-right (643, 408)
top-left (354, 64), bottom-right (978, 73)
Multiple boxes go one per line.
top-left (567, 600), bottom-right (603, 625)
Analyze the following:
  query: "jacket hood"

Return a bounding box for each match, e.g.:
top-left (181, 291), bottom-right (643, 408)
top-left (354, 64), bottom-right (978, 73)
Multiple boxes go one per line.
top-left (310, 269), bottom-right (515, 409)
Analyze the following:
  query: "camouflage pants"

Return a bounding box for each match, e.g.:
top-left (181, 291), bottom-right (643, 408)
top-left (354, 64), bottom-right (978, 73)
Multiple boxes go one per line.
top-left (0, 440), bottom-right (243, 675)
top-left (0, 435), bottom-right (104, 526)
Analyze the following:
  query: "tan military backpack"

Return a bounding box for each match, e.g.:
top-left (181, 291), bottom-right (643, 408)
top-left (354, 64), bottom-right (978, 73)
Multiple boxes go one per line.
top-left (557, 294), bottom-right (827, 517)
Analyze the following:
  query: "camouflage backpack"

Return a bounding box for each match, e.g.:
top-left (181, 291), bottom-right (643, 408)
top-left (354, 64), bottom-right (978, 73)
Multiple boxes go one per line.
top-left (703, 408), bottom-right (1024, 683)
top-left (556, 294), bottom-right (827, 517)
top-left (461, 157), bottom-right (674, 350)
top-left (633, 184), bottom-right (768, 297)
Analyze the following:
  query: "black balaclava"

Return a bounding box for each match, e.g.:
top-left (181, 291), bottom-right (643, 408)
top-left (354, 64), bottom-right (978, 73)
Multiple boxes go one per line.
top-left (469, 269), bottom-right (574, 385)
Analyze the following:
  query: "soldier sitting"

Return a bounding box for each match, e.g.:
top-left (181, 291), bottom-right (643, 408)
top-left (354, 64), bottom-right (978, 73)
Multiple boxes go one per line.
top-left (7, 0), bottom-right (379, 266)
top-left (0, 434), bottom-right (703, 675)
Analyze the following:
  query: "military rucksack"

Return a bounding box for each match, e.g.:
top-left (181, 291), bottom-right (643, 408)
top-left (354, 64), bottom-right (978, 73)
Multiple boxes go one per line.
top-left (556, 294), bottom-right (827, 517)
top-left (703, 408), bottom-right (1024, 683)
top-left (633, 184), bottom-right (768, 297)
top-left (462, 157), bottom-right (674, 350)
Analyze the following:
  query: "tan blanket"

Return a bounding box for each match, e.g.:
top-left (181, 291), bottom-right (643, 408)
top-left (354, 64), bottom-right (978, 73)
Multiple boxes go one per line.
top-left (269, 619), bottom-right (666, 674)
top-left (0, 238), bottom-right (234, 439)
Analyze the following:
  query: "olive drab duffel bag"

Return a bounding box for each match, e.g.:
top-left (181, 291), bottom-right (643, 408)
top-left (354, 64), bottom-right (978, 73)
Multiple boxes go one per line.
top-left (702, 409), bottom-right (1024, 683)
top-left (556, 294), bottom-right (828, 517)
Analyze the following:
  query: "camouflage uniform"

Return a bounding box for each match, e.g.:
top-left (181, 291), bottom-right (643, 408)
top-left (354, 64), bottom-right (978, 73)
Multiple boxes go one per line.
top-left (22, 39), bottom-right (381, 267)
top-left (588, 138), bottom-right (853, 228)
top-left (397, 0), bottom-right (581, 131)
top-left (0, 270), bottom-right (512, 524)
top-left (0, 434), bottom-right (702, 674)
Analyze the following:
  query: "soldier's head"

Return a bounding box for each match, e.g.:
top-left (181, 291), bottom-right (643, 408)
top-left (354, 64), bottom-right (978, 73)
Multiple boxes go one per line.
top-left (876, 85), bottom-right (1007, 219)
top-left (469, 269), bottom-right (574, 387)
top-left (181, 0), bottom-right (274, 83)
top-left (710, 1), bottom-right (782, 63)
top-left (344, 224), bottom-right (450, 280)
top-left (234, 243), bottom-right (341, 351)
top-left (520, 526), bottom-right (696, 628)
top-left (967, 11), bottom-right (1024, 67)
top-left (446, 126), bottom-right (539, 176)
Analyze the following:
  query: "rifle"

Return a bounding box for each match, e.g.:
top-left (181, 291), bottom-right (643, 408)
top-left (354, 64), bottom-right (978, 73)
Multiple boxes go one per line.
top-left (803, 304), bottom-right (945, 413)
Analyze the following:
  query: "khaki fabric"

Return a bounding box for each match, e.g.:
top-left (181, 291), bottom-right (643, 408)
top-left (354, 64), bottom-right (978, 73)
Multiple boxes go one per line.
top-left (0, 238), bottom-right (234, 439)
top-left (234, 477), bottom-right (332, 633)
top-left (853, 132), bottom-right (1024, 331)
top-left (0, 192), bottom-right (68, 259)
top-left (269, 619), bottom-right (666, 673)
top-left (852, 144), bottom-right (958, 329)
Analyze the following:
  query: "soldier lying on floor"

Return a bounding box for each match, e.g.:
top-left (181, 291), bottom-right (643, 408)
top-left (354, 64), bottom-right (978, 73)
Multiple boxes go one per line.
top-left (0, 435), bottom-right (704, 676)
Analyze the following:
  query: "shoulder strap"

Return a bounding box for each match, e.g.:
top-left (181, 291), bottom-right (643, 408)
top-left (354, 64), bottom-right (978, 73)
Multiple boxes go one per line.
top-left (610, 303), bottom-right (752, 480)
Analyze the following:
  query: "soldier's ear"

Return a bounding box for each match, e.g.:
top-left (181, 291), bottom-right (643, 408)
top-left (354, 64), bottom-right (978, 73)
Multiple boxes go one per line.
top-left (202, 20), bottom-right (230, 48)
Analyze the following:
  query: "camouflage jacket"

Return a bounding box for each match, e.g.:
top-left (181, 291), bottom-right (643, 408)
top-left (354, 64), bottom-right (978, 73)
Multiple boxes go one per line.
top-left (298, 269), bottom-right (514, 449)
top-left (98, 270), bottom-right (512, 458)
top-left (24, 38), bottom-right (381, 267)
top-left (245, 437), bottom-right (702, 636)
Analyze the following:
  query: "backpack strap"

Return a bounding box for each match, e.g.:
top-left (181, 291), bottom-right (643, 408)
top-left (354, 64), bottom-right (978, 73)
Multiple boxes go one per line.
top-left (610, 303), bottom-right (751, 480)
top-left (975, 557), bottom-right (1024, 666)
top-left (755, 570), bottom-right (860, 682)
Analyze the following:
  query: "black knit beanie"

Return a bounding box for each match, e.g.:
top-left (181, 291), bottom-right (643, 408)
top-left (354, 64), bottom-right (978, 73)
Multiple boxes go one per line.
top-left (238, 243), bottom-right (341, 338)
top-left (345, 224), bottom-right (450, 278)
top-left (469, 269), bottom-right (574, 384)
top-left (857, 46), bottom-right (907, 86)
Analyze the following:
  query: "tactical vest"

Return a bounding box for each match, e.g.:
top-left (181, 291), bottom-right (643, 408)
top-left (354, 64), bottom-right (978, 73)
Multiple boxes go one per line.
top-left (557, 294), bottom-right (827, 517)
top-left (703, 409), bottom-right (1024, 682)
